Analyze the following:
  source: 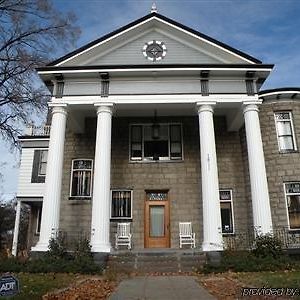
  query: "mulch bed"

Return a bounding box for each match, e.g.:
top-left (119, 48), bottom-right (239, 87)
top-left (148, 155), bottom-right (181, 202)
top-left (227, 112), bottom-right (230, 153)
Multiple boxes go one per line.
top-left (43, 278), bottom-right (117, 300)
top-left (200, 274), bottom-right (243, 299)
top-left (199, 273), bottom-right (291, 300)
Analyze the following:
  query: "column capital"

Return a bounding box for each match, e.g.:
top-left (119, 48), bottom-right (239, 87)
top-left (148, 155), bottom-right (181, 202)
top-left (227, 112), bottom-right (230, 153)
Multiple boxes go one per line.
top-left (48, 103), bottom-right (68, 115)
top-left (196, 102), bottom-right (216, 114)
top-left (243, 103), bottom-right (260, 114)
top-left (94, 102), bottom-right (114, 115)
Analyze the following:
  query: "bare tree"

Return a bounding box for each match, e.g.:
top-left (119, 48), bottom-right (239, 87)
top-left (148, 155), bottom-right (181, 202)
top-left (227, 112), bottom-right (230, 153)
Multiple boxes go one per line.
top-left (0, 198), bottom-right (29, 254)
top-left (0, 198), bottom-right (15, 251)
top-left (0, 0), bottom-right (80, 146)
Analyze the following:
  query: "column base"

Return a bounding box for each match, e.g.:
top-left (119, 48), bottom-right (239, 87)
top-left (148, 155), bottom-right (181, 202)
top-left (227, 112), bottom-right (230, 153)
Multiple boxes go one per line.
top-left (206, 251), bottom-right (222, 266)
top-left (202, 241), bottom-right (223, 252)
top-left (91, 243), bottom-right (111, 253)
top-left (31, 242), bottom-right (49, 252)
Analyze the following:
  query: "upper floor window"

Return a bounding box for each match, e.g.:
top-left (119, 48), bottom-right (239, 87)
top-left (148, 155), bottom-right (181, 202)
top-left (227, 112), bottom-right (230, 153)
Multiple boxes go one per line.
top-left (130, 124), bottom-right (183, 161)
top-left (219, 189), bottom-right (234, 234)
top-left (111, 190), bottom-right (132, 219)
top-left (70, 159), bottom-right (93, 198)
top-left (274, 112), bottom-right (297, 152)
top-left (38, 151), bottom-right (48, 176)
top-left (31, 150), bottom-right (48, 183)
top-left (284, 182), bottom-right (300, 230)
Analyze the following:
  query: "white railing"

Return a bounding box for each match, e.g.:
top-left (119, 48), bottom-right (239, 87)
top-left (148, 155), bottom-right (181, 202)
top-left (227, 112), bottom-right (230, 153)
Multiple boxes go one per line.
top-left (24, 125), bottom-right (51, 136)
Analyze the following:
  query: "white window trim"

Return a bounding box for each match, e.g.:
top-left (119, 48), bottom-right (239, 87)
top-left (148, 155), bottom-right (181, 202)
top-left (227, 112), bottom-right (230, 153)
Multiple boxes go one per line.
top-left (69, 159), bottom-right (93, 198)
top-left (37, 150), bottom-right (48, 177)
top-left (283, 182), bottom-right (300, 231)
top-left (274, 111), bottom-right (297, 152)
top-left (110, 189), bottom-right (133, 220)
top-left (219, 189), bottom-right (235, 235)
top-left (129, 123), bottom-right (184, 162)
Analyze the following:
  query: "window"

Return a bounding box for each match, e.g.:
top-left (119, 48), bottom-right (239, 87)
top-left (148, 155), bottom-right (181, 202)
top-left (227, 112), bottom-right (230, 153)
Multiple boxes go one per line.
top-left (219, 190), bottom-right (234, 234)
top-left (284, 182), bottom-right (300, 230)
top-left (111, 190), bottom-right (132, 219)
top-left (31, 150), bottom-right (48, 183)
top-left (36, 207), bottom-right (42, 235)
top-left (130, 124), bottom-right (183, 161)
top-left (274, 112), bottom-right (297, 152)
top-left (70, 159), bottom-right (93, 197)
top-left (38, 151), bottom-right (48, 176)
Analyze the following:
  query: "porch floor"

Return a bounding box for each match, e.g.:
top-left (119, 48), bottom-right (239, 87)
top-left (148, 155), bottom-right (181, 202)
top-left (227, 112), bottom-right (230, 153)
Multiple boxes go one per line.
top-left (110, 248), bottom-right (203, 255)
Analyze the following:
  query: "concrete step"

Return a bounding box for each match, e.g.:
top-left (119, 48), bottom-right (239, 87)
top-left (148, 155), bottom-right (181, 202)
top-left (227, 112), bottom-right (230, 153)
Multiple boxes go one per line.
top-left (107, 250), bottom-right (207, 273)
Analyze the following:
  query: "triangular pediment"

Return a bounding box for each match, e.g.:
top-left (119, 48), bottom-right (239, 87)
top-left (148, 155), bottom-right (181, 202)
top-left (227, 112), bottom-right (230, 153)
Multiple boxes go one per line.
top-left (49, 13), bottom-right (261, 67)
top-left (84, 29), bottom-right (225, 66)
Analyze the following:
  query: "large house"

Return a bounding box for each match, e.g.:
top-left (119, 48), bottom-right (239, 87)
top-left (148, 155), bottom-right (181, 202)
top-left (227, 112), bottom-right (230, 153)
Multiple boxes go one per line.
top-left (12, 8), bottom-right (300, 256)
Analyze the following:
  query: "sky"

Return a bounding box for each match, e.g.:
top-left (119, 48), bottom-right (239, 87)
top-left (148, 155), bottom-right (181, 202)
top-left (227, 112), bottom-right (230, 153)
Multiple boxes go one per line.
top-left (1, 0), bottom-right (300, 201)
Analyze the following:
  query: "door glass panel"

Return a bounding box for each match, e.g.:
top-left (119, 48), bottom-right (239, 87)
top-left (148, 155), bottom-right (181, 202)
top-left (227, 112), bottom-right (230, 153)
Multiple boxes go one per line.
top-left (150, 206), bottom-right (164, 237)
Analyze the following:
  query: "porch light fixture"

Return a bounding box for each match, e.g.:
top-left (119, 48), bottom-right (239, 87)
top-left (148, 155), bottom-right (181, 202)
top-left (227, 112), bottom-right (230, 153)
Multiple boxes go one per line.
top-left (152, 109), bottom-right (160, 140)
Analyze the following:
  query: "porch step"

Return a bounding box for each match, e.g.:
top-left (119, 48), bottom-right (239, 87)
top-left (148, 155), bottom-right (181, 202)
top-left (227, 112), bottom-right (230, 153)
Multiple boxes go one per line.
top-left (106, 249), bottom-right (206, 273)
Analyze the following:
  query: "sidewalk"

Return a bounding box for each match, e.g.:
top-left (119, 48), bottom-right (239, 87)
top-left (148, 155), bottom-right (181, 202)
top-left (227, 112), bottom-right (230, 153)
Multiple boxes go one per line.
top-left (109, 276), bottom-right (216, 300)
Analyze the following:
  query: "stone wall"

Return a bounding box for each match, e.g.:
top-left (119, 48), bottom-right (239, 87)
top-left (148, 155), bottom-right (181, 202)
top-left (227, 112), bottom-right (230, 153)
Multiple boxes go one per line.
top-left (260, 99), bottom-right (300, 229)
top-left (55, 115), bottom-right (251, 249)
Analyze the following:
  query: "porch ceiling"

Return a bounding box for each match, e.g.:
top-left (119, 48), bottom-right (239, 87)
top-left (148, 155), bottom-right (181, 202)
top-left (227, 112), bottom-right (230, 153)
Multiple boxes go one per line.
top-left (67, 101), bottom-right (244, 133)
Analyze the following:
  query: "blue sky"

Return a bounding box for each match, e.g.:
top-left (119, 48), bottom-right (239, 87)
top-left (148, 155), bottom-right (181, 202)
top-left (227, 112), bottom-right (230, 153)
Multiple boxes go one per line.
top-left (1, 0), bottom-right (300, 200)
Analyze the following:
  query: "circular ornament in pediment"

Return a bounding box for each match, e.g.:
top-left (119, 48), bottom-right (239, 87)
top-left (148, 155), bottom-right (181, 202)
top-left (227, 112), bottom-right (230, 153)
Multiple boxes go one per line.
top-left (142, 40), bottom-right (167, 61)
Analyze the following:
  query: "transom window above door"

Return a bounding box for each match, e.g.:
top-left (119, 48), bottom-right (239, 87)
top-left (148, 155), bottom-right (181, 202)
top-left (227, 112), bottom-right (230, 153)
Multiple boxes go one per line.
top-left (130, 124), bottom-right (183, 161)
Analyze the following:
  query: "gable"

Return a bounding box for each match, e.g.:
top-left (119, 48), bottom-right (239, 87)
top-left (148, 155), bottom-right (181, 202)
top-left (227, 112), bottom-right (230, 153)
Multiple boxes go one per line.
top-left (49, 13), bottom-right (261, 67)
top-left (84, 30), bottom-right (224, 66)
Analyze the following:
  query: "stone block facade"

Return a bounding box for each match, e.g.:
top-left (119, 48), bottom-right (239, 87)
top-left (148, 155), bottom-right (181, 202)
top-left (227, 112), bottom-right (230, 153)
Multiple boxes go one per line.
top-left (260, 99), bottom-right (300, 230)
top-left (56, 114), bottom-right (252, 249)
top-left (25, 98), bottom-right (300, 250)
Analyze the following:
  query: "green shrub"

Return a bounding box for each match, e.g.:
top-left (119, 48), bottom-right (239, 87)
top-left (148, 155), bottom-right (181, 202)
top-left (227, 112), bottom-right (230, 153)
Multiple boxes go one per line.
top-left (46, 235), bottom-right (69, 260)
top-left (74, 237), bottom-right (93, 260)
top-left (0, 257), bottom-right (25, 272)
top-left (252, 234), bottom-right (283, 258)
top-left (203, 250), bottom-right (298, 274)
top-left (0, 237), bottom-right (101, 274)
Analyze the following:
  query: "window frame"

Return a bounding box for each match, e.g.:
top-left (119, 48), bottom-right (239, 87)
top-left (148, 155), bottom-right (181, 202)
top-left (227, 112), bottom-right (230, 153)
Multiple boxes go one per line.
top-left (129, 123), bottom-right (183, 162)
top-left (110, 189), bottom-right (133, 220)
top-left (31, 149), bottom-right (48, 183)
top-left (69, 159), bottom-right (93, 198)
top-left (37, 150), bottom-right (48, 176)
top-left (274, 111), bottom-right (297, 152)
top-left (219, 189), bottom-right (235, 235)
top-left (35, 206), bottom-right (42, 235)
top-left (284, 182), bottom-right (300, 231)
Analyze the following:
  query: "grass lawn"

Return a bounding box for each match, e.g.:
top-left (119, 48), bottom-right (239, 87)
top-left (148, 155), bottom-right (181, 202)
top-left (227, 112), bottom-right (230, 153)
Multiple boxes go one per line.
top-left (200, 271), bottom-right (300, 299)
top-left (234, 271), bottom-right (300, 287)
top-left (234, 271), bottom-right (300, 299)
top-left (0, 273), bottom-right (86, 300)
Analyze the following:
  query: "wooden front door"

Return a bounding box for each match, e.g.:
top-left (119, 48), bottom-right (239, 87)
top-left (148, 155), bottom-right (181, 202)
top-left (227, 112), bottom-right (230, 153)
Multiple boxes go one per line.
top-left (145, 190), bottom-right (170, 248)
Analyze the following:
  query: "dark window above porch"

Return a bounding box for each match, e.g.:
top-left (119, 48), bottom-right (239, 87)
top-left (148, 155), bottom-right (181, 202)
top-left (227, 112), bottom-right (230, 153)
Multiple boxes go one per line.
top-left (130, 123), bottom-right (183, 162)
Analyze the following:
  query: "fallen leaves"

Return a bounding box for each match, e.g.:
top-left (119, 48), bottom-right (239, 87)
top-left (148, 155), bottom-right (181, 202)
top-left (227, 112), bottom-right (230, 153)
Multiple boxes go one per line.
top-left (43, 278), bottom-right (117, 300)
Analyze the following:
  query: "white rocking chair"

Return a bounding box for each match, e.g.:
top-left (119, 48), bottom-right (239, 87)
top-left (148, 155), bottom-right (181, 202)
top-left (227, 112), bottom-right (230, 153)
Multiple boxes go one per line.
top-left (115, 222), bottom-right (132, 250)
top-left (179, 222), bottom-right (196, 248)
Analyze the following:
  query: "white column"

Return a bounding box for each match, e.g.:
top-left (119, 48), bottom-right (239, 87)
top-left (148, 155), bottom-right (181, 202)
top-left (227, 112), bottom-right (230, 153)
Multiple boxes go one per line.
top-left (90, 103), bottom-right (113, 253)
top-left (32, 104), bottom-right (68, 252)
top-left (197, 103), bottom-right (223, 251)
top-left (243, 103), bottom-right (273, 235)
top-left (11, 201), bottom-right (21, 256)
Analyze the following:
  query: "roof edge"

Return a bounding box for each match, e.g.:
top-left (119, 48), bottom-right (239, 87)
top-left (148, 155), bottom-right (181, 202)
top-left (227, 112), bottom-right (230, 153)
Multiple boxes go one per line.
top-left (47, 12), bottom-right (262, 67)
top-left (259, 87), bottom-right (300, 96)
top-left (37, 63), bottom-right (274, 73)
